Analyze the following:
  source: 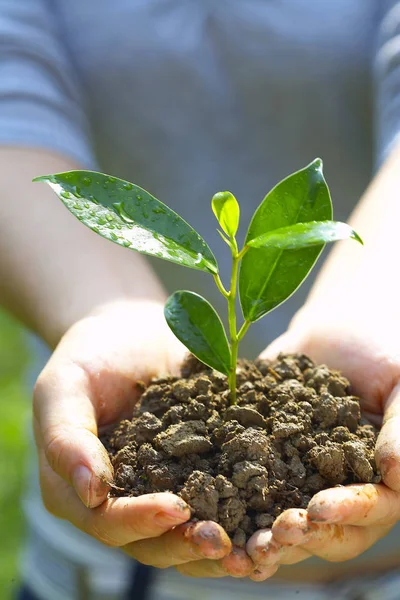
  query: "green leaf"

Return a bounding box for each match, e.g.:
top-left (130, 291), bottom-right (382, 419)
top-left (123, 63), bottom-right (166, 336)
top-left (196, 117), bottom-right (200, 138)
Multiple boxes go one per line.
top-left (239, 159), bottom-right (332, 322)
top-left (247, 221), bottom-right (363, 250)
top-left (33, 171), bottom-right (218, 274)
top-left (164, 291), bottom-right (231, 375)
top-left (212, 191), bottom-right (240, 237)
top-left (217, 229), bottom-right (232, 247)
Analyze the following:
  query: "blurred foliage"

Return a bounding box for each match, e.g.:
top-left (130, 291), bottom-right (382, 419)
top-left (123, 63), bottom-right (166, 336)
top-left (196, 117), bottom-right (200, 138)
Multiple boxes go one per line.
top-left (0, 308), bottom-right (30, 598)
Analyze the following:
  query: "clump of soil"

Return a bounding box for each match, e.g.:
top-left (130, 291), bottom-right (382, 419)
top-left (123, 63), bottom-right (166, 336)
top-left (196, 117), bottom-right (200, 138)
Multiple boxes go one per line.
top-left (103, 354), bottom-right (380, 547)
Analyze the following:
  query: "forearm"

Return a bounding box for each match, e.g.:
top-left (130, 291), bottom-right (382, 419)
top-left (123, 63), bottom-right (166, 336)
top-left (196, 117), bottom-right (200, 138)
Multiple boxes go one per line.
top-left (0, 147), bottom-right (166, 347)
top-left (303, 143), bottom-right (400, 314)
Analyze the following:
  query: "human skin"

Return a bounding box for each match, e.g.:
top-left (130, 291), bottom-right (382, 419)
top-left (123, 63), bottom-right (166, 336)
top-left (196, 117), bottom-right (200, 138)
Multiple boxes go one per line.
top-left (2, 144), bottom-right (400, 579)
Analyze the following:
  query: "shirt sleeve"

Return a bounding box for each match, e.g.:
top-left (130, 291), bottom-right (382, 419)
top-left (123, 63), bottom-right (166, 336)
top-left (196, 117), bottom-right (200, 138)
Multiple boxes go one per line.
top-left (0, 0), bottom-right (96, 168)
top-left (374, 0), bottom-right (400, 166)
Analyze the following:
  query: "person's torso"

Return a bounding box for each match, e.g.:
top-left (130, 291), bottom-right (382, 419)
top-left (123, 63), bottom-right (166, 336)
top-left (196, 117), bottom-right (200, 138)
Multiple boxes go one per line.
top-left (53, 0), bottom-right (378, 350)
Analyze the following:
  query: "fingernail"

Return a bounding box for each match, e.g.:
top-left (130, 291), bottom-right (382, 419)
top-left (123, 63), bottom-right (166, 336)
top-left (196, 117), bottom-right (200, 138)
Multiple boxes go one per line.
top-left (309, 516), bottom-right (329, 523)
top-left (155, 506), bottom-right (191, 527)
top-left (73, 465), bottom-right (92, 507)
top-left (308, 505), bottom-right (335, 523)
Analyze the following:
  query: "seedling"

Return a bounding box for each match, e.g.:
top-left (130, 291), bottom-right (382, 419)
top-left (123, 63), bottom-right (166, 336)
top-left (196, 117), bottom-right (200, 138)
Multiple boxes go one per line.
top-left (34, 159), bottom-right (362, 403)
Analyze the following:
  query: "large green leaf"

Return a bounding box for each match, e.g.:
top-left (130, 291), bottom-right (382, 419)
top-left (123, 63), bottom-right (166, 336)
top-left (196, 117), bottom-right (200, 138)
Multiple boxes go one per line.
top-left (248, 221), bottom-right (363, 250)
top-left (33, 171), bottom-right (218, 274)
top-left (164, 291), bottom-right (231, 375)
top-left (239, 159), bottom-right (332, 322)
top-left (212, 191), bottom-right (240, 237)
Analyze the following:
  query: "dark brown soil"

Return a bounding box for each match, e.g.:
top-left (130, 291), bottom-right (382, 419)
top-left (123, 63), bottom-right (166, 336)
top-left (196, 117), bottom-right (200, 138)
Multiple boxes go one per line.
top-left (103, 354), bottom-right (381, 547)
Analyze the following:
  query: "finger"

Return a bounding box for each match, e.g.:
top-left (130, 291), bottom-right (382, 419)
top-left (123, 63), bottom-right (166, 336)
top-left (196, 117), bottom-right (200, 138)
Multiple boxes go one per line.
top-left (246, 530), bottom-right (283, 566)
top-left (220, 547), bottom-right (254, 577)
top-left (258, 332), bottom-right (296, 360)
top-left (308, 484), bottom-right (400, 527)
top-left (34, 362), bottom-right (113, 507)
top-left (39, 452), bottom-right (190, 546)
top-left (271, 509), bottom-right (311, 546)
top-left (272, 509), bottom-right (391, 562)
top-left (124, 521), bottom-right (232, 568)
top-left (376, 381), bottom-right (400, 492)
top-left (247, 529), bottom-right (311, 568)
top-left (298, 523), bottom-right (390, 562)
top-left (249, 564), bottom-right (279, 582)
top-left (176, 559), bottom-right (229, 578)
top-left (176, 547), bottom-right (253, 578)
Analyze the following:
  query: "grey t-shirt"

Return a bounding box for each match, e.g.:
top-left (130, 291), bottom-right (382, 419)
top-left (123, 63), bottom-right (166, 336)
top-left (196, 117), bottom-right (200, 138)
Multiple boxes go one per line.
top-left (1, 1), bottom-right (400, 598)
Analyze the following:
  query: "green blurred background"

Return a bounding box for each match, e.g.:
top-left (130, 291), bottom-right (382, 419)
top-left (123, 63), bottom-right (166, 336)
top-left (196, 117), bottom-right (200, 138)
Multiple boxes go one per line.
top-left (0, 308), bottom-right (31, 598)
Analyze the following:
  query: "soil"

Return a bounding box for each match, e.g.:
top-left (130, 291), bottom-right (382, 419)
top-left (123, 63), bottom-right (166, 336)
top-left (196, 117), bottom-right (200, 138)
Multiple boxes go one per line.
top-left (103, 353), bottom-right (381, 547)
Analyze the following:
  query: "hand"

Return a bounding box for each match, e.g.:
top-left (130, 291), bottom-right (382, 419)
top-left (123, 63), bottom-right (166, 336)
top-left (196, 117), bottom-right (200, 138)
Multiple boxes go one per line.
top-left (246, 299), bottom-right (400, 580)
top-left (33, 300), bottom-right (237, 569)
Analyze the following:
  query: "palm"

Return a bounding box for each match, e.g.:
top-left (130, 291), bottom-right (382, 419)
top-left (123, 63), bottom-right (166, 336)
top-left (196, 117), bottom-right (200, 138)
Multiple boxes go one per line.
top-left (56, 304), bottom-right (185, 428)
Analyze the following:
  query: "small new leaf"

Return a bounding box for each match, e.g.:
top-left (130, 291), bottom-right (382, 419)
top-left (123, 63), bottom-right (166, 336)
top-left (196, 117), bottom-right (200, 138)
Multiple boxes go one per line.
top-left (247, 221), bottom-right (363, 250)
top-left (212, 191), bottom-right (240, 238)
top-left (217, 229), bottom-right (232, 247)
top-left (164, 291), bottom-right (231, 375)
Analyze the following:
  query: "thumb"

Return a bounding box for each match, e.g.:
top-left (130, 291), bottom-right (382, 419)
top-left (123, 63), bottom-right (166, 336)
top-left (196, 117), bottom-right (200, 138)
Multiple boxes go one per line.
top-left (33, 361), bottom-right (113, 508)
top-left (258, 331), bottom-right (300, 361)
top-left (375, 381), bottom-right (400, 492)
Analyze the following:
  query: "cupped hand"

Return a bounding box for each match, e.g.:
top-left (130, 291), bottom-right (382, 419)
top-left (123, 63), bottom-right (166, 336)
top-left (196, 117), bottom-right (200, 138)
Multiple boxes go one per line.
top-left (246, 301), bottom-right (400, 580)
top-left (35, 296), bottom-right (400, 582)
top-left (33, 300), bottom-right (238, 571)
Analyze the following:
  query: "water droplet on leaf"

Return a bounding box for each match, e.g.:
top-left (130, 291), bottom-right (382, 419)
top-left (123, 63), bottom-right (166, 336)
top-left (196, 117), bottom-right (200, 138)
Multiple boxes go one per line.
top-left (152, 206), bottom-right (166, 215)
top-left (112, 202), bottom-right (135, 224)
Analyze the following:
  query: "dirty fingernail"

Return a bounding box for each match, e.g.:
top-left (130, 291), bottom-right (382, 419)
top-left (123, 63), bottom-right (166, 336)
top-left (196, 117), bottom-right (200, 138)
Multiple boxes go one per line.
top-left (73, 465), bottom-right (92, 507)
top-left (309, 514), bottom-right (330, 523)
top-left (308, 507), bottom-right (332, 523)
top-left (155, 507), bottom-right (191, 527)
top-left (251, 564), bottom-right (279, 581)
top-left (308, 498), bottom-right (335, 523)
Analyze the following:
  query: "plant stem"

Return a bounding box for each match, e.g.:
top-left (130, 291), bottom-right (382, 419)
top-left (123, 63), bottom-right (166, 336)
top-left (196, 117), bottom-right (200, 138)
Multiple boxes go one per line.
top-left (237, 245), bottom-right (249, 261)
top-left (228, 238), bottom-right (240, 404)
top-left (213, 273), bottom-right (229, 298)
top-left (237, 319), bottom-right (251, 341)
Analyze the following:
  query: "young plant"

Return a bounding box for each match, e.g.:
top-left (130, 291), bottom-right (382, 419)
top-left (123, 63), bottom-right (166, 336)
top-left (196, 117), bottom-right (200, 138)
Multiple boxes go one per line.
top-left (34, 159), bottom-right (362, 404)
